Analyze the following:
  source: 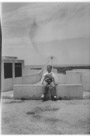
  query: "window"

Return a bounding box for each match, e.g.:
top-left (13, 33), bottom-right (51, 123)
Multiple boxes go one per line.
top-left (4, 63), bottom-right (13, 78)
top-left (15, 63), bottom-right (22, 77)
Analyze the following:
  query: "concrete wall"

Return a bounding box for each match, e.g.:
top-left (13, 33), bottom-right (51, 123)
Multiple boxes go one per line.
top-left (57, 84), bottom-right (83, 98)
top-left (81, 74), bottom-right (90, 91)
top-left (67, 70), bottom-right (90, 91)
top-left (72, 69), bottom-right (90, 73)
top-left (14, 84), bottom-right (83, 99)
top-left (2, 57), bottom-right (90, 93)
top-left (55, 74), bottom-right (65, 84)
top-left (13, 69), bottom-right (85, 99)
top-left (22, 70), bottom-right (43, 84)
top-left (14, 77), bottom-right (23, 85)
top-left (2, 77), bottom-right (23, 92)
top-left (14, 84), bottom-right (43, 99)
top-left (23, 66), bottom-right (40, 75)
top-left (2, 60), bottom-right (44, 91)
top-left (3, 78), bottom-right (13, 92)
top-left (65, 71), bottom-right (81, 84)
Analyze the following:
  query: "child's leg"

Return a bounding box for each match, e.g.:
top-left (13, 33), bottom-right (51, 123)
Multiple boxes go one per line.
top-left (50, 82), bottom-right (57, 100)
top-left (41, 81), bottom-right (49, 100)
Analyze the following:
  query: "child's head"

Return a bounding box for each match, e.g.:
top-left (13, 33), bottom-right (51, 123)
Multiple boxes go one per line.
top-left (47, 65), bottom-right (52, 73)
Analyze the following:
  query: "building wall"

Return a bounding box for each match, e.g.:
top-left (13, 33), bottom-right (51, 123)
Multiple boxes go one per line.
top-left (2, 56), bottom-right (90, 92)
top-left (2, 58), bottom-right (24, 92)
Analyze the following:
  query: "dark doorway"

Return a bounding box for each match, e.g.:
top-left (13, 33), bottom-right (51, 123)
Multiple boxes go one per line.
top-left (15, 63), bottom-right (22, 77)
top-left (4, 63), bottom-right (13, 78)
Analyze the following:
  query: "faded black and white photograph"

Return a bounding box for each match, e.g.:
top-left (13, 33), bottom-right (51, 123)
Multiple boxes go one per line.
top-left (1, 2), bottom-right (90, 134)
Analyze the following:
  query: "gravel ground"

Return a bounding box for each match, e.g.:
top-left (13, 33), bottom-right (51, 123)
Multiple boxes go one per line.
top-left (1, 96), bottom-right (90, 134)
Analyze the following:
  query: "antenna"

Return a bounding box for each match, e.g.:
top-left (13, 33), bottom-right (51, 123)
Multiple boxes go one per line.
top-left (50, 56), bottom-right (55, 72)
top-left (51, 56), bottom-right (53, 66)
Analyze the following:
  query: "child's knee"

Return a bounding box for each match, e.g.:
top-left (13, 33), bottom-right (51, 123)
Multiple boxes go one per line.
top-left (43, 81), bottom-right (48, 86)
top-left (50, 82), bottom-right (55, 87)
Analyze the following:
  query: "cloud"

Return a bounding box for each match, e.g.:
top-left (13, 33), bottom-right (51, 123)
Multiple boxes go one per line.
top-left (2, 3), bottom-right (90, 39)
top-left (2, 3), bottom-right (90, 65)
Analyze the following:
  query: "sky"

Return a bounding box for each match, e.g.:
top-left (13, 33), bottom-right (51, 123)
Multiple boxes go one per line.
top-left (2, 2), bottom-right (90, 65)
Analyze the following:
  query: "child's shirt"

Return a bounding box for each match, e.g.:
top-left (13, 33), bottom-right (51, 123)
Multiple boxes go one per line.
top-left (41, 71), bottom-right (55, 84)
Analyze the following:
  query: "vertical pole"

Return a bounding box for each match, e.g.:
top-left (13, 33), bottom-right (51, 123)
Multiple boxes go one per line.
top-left (12, 61), bottom-right (15, 90)
top-left (50, 56), bottom-right (53, 100)
top-left (0, 21), bottom-right (2, 94)
top-left (51, 56), bottom-right (54, 71)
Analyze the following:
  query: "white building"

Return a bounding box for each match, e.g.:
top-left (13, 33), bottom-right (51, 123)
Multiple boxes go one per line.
top-left (2, 56), bottom-right (24, 92)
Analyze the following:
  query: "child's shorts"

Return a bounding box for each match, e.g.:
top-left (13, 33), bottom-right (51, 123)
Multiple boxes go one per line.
top-left (43, 81), bottom-right (55, 87)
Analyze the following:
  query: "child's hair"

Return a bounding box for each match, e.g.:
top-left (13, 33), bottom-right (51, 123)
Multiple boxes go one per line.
top-left (47, 65), bottom-right (52, 69)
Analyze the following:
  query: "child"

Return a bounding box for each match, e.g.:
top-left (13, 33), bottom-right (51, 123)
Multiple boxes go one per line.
top-left (41, 65), bottom-right (57, 101)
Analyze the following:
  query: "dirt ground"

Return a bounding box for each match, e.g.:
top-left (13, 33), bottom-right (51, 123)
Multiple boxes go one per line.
top-left (1, 93), bottom-right (90, 134)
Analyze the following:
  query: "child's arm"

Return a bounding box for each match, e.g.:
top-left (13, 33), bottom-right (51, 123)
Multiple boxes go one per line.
top-left (42, 76), bottom-right (45, 85)
top-left (51, 73), bottom-right (56, 85)
top-left (41, 73), bottom-right (46, 85)
top-left (52, 76), bottom-right (55, 84)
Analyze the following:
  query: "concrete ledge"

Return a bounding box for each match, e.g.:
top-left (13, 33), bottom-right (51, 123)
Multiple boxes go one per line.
top-left (66, 71), bottom-right (90, 91)
top-left (14, 84), bottom-right (43, 99)
top-left (14, 84), bottom-right (83, 99)
top-left (82, 74), bottom-right (90, 91)
top-left (57, 84), bottom-right (83, 99)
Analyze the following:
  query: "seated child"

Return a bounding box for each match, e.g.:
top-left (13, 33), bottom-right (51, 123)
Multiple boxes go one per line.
top-left (41, 65), bottom-right (57, 101)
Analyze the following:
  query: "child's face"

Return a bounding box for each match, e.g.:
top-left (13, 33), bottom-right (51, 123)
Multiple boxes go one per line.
top-left (47, 66), bottom-right (52, 73)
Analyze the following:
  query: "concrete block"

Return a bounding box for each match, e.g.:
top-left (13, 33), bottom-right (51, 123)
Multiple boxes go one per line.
top-left (14, 84), bottom-right (43, 99)
top-left (2, 78), bottom-right (13, 92)
top-left (66, 71), bottom-right (90, 91)
top-left (14, 77), bottom-right (23, 85)
top-left (82, 74), bottom-right (90, 91)
top-left (2, 77), bottom-right (23, 92)
top-left (65, 71), bottom-right (81, 84)
top-left (57, 84), bottom-right (83, 98)
top-left (55, 74), bottom-right (65, 84)
top-left (14, 84), bottom-right (83, 99)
